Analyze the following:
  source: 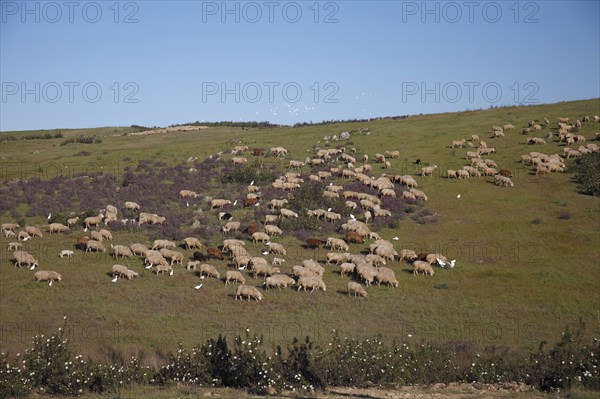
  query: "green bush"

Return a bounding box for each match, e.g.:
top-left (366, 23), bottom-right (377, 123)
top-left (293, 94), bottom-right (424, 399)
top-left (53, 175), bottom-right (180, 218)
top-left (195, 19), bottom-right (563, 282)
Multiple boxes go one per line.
top-left (570, 152), bottom-right (600, 196)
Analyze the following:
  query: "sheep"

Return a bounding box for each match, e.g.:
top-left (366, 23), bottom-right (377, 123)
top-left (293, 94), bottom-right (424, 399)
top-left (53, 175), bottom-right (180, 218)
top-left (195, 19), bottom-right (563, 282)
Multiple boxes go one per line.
top-left (99, 229), bottom-right (113, 241)
top-left (152, 239), bottom-right (176, 250)
top-left (302, 259), bottom-right (325, 276)
top-left (265, 274), bottom-right (295, 290)
top-left (48, 223), bottom-right (70, 234)
top-left (252, 263), bottom-right (281, 279)
top-left (292, 265), bottom-right (319, 278)
top-left (84, 214), bottom-right (104, 229)
top-left (503, 124), bottom-right (515, 131)
top-left (85, 240), bottom-right (106, 253)
top-left (34, 270), bottom-right (62, 283)
top-left (57, 249), bottom-right (73, 259)
top-left (347, 281), bottom-right (367, 297)
top-left (251, 232), bottom-right (270, 244)
top-left (380, 188), bottom-right (396, 198)
top-left (90, 231), bottom-right (104, 242)
top-left (297, 276), bottom-right (326, 292)
top-left (4, 229), bottom-right (15, 238)
top-left (375, 267), bottom-right (399, 287)
top-left (186, 260), bottom-right (200, 270)
top-left (276, 209), bottom-right (297, 220)
top-left (129, 243), bottom-right (148, 257)
top-left (225, 270), bottom-right (246, 285)
top-left (327, 237), bottom-right (349, 251)
top-left (269, 146), bottom-right (289, 157)
top-left (267, 242), bottom-right (287, 256)
top-left (385, 150), bottom-right (400, 158)
top-left (413, 260), bottom-right (434, 276)
top-left (446, 169), bottom-right (458, 179)
top-left (155, 264), bottom-right (173, 275)
top-left (179, 189), bottom-right (199, 198)
top-left (7, 241), bottom-right (21, 251)
top-left (236, 284), bottom-right (263, 301)
top-left (200, 264), bottom-right (221, 279)
top-left (106, 205), bottom-right (119, 216)
top-left (18, 231), bottom-right (31, 241)
top-left (232, 157), bottom-right (248, 165)
top-left (399, 249), bottom-right (418, 262)
top-left (493, 174), bottom-right (514, 187)
top-left (211, 199), bottom-right (232, 209)
top-left (345, 232), bottom-right (364, 244)
top-left (451, 139), bottom-right (466, 148)
top-left (326, 252), bottom-right (350, 265)
top-left (421, 165), bottom-right (438, 176)
top-left (345, 201), bottom-right (358, 211)
top-left (356, 264), bottom-right (378, 286)
top-left (124, 201), bottom-right (140, 211)
top-left (366, 254), bottom-right (386, 267)
top-left (25, 226), bottom-right (43, 238)
top-left (206, 248), bottom-right (225, 260)
top-left (272, 257), bottom-right (285, 266)
top-left (112, 245), bottom-right (134, 260)
top-left (1, 223), bottom-right (20, 232)
top-left (112, 264), bottom-right (138, 280)
top-left (527, 137), bottom-right (546, 145)
top-left (409, 188), bottom-right (428, 201)
top-left (11, 251), bottom-right (38, 268)
top-left (339, 262), bottom-right (356, 277)
top-left (180, 237), bottom-right (201, 251)
top-left (364, 211), bottom-right (372, 224)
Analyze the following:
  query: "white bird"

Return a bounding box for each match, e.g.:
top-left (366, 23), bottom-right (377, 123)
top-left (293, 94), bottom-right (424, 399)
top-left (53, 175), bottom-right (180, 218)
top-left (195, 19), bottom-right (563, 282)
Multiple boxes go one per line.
top-left (84, 227), bottom-right (88, 232)
top-left (327, 207), bottom-right (332, 212)
top-left (169, 269), bottom-right (174, 276)
top-left (437, 258), bottom-right (446, 267)
top-left (262, 251), bottom-right (269, 256)
top-left (329, 182), bottom-right (333, 186)
top-left (111, 275), bottom-right (118, 283)
top-left (250, 180), bottom-right (255, 186)
top-left (145, 265), bottom-right (152, 269)
top-left (238, 266), bottom-right (246, 270)
top-left (457, 194), bottom-right (461, 199)
top-left (255, 202), bottom-right (260, 207)
top-left (392, 237), bottom-right (399, 241)
top-left (233, 200), bottom-right (238, 206)
top-left (186, 201), bottom-right (189, 207)
top-left (23, 236), bottom-right (30, 241)
top-left (29, 264), bottom-right (37, 270)
top-left (350, 214), bottom-right (356, 220)
top-left (449, 259), bottom-right (457, 268)
top-left (47, 213), bottom-right (52, 220)
top-left (194, 284), bottom-right (203, 290)
top-left (200, 275), bottom-right (205, 280)
top-left (48, 280), bottom-right (53, 287)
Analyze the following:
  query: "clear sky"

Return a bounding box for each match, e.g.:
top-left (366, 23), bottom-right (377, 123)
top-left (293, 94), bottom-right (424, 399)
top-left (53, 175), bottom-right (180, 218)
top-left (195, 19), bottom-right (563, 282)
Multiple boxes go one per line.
top-left (1, 0), bottom-right (599, 131)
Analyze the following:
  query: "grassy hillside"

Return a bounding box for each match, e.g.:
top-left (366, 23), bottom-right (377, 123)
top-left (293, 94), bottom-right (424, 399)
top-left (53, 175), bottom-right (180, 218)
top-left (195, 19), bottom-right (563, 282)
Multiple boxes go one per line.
top-left (1, 99), bottom-right (599, 365)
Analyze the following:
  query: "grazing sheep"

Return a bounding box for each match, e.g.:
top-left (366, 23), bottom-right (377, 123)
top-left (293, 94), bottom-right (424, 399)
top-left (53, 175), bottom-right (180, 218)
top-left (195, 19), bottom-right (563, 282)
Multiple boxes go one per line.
top-left (347, 281), bottom-right (367, 297)
top-left (59, 250), bottom-right (74, 258)
top-left (152, 239), bottom-right (176, 250)
top-left (179, 189), bottom-right (199, 198)
top-left (200, 264), bottom-right (221, 279)
top-left (183, 237), bottom-right (202, 250)
top-left (1, 223), bottom-right (20, 232)
top-left (25, 226), bottom-right (43, 238)
top-left (339, 262), bottom-right (356, 276)
top-left (11, 251), bottom-right (38, 268)
top-left (345, 232), bottom-right (364, 244)
top-left (48, 223), bottom-right (70, 234)
top-left (84, 214), bottom-right (104, 229)
top-left (375, 267), bottom-right (399, 287)
top-left (252, 232), bottom-right (270, 243)
top-left (99, 229), bottom-right (112, 241)
top-left (503, 124), bottom-right (515, 131)
top-left (4, 229), bottom-right (16, 238)
top-left (210, 199), bottom-right (232, 209)
top-left (421, 165), bottom-right (438, 176)
top-left (305, 238), bottom-right (324, 249)
top-left (327, 237), bottom-right (349, 251)
top-left (265, 225), bottom-right (283, 236)
top-left (232, 157), bottom-right (248, 165)
top-left (356, 264), bottom-right (378, 286)
top-left (225, 270), bottom-right (246, 285)
top-left (265, 274), bottom-right (295, 290)
top-left (236, 285), bottom-right (263, 301)
top-left (206, 247), bottom-right (225, 260)
top-left (8, 242), bottom-right (22, 251)
top-left (297, 276), bottom-right (326, 292)
top-left (186, 260), bottom-right (200, 270)
top-left (90, 231), bottom-right (103, 242)
top-left (302, 259), bottom-right (325, 276)
top-left (34, 270), bottom-right (62, 283)
top-left (267, 242), bottom-right (287, 256)
top-left (409, 188), bottom-right (428, 201)
top-left (326, 252), bottom-right (350, 265)
top-left (527, 137), bottom-right (546, 145)
top-left (272, 257), bottom-right (285, 266)
top-left (112, 245), bottom-right (134, 260)
top-left (399, 249), bottom-right (418, 262)
top-left (494, 174), bottom-right (514, 187)
top-left (451, 139), bottom-right (466, 148)
top-left (86, 240), bottom-right (106, 253)
top-left (413, 260), bottom-right (434, 276)
top-left (155, 264), bottom-right (173, 275)
top-left (18, 231), bottom-right (31, 241)
top-left (446, 169), bottom-right (458, 179)
top-left (129, 243), bottom-right (148, 257)
top-left (124, 201), bottom-right (140, 211)
top-left (279, 209), bottom-right (298, 218)
top-left (112, 264), bottom-right (138, 280)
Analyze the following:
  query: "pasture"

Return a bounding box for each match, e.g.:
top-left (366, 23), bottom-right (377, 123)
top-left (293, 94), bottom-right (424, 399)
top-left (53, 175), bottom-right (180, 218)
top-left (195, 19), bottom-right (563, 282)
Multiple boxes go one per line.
top-left (0, 98), bottom-right (599, 366)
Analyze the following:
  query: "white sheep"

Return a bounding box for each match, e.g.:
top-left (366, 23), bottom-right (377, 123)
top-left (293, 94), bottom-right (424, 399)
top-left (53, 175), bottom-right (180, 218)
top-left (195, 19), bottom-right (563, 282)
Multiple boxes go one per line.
top-left (265, 274), bottom-right (295, 290)
top-left (339, 262), bottom-right (355, 276)
top-left (48, 223), bottom-right (70, 234)
top-left (129, 243), bottom-right (148, 257)
top-left (200, 264), bottom-right (221, 279)
top-left (297, 276), bottom-right (326, 292)
top-left (252, 232), bottom-right (270, 243)
top-left (211, 199), bottom-right (232, 209)
top-left (302, 259), bottom-right (325, 276)
top-left (413, 260), bottom-right (434, 276)
top-left (225, 270), bottom-right (246, 285)
top-left (183, 237), bottom-right (203, 250)
top-left (222, 221), bottom-right (241, 234)
top-left (279, 209), bottom-right (298, 218)
top-left (86, 240), bottom-right (106, 253)
top-left (235, 284), bottom-right (263, 301)
top-left (7, 242), bottom-right (22, 251)
top-left (11, 250), bottom-right (38, 269)
top-left (34, 270), bottom-right (62, 283)
top-left (152, 239), bottom-right (176, 250)
top-left (124, 201), bottom-right (140, 211)
top-left (421, 165), bottom-right (438, 176)
top-left (59, 250), bottom-right (74, 258)
top-left (375, 267), bottom-right (398, 287)
top-left (347, 281), bottom-right (367, 297)
top-left (265, 225), bottom-right (283, 236)
top-left (112, 245), bottom-right (134, 260)
top-left (25, 226), bottom-right (43, 238)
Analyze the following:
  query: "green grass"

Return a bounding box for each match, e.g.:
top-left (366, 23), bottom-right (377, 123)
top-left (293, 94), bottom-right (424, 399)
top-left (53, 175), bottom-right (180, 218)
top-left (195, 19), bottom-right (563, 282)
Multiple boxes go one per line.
top-left (1, 99), bottom-right (599, 365)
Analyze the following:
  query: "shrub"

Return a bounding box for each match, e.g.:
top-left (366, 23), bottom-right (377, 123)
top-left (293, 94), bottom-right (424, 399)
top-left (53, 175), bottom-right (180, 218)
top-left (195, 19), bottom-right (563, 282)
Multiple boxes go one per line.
top-left (570, 152), bottom-right (600, 196)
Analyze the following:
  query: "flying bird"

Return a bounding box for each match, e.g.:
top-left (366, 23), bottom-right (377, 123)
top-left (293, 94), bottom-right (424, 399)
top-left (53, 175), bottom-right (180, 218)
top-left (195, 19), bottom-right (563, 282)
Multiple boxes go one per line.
top-left (111, 275), bottom-right (118, 283)
top-left (194, 284), bottom-right (203, 290)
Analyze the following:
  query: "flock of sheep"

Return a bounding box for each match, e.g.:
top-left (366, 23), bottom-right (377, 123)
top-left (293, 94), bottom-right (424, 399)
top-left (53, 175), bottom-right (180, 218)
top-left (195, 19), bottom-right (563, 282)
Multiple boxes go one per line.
top-left (3, 113), bottom-right (598, 301)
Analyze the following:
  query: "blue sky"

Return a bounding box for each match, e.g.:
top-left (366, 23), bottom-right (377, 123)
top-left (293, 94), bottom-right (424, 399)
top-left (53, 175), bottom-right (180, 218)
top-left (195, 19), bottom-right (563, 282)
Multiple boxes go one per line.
top-left (1, 0), bottom-right (599, 131)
